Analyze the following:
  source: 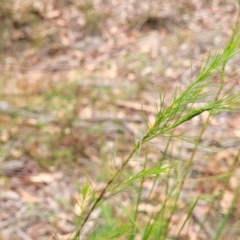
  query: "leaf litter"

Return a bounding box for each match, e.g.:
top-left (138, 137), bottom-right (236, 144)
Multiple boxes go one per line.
top-left (0, 0), bottom-right (240, 239)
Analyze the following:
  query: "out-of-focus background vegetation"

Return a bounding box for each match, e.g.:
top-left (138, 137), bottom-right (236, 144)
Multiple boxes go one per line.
top-left (1, 0), bottom-right (240, 239)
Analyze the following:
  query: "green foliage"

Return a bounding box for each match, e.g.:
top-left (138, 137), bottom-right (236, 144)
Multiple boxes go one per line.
top-left (71, 29), bottom-right (240, 240)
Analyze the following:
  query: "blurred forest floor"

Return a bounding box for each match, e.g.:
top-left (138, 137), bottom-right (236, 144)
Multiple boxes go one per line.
top-left (1, 0), bottom-right (240, 239)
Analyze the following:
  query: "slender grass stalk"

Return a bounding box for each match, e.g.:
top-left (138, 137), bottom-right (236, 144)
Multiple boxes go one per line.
top-left (176, 197), bottom-right (200, 238)
top-left (128, 155), bottom-right (148, 240)
top-left (196, 150), bottom-right (240, 239)
top-left (214, 188), bottom-right (240, 240)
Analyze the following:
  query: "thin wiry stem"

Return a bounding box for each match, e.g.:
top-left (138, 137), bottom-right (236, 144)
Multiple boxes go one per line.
top-left (73, 146), bottom-right (138, 238)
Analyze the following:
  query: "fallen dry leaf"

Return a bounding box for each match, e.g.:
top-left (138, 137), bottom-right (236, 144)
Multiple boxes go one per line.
top-left (29, 172), bottom-right (62, 183)
top-left (18, 188), bottom-right (39, 203)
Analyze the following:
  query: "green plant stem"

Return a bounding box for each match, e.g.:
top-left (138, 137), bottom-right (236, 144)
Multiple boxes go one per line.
top-left (73, 146), bottom-right (138, 238)
top-left (129, 154), bottom-right (148, 240)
